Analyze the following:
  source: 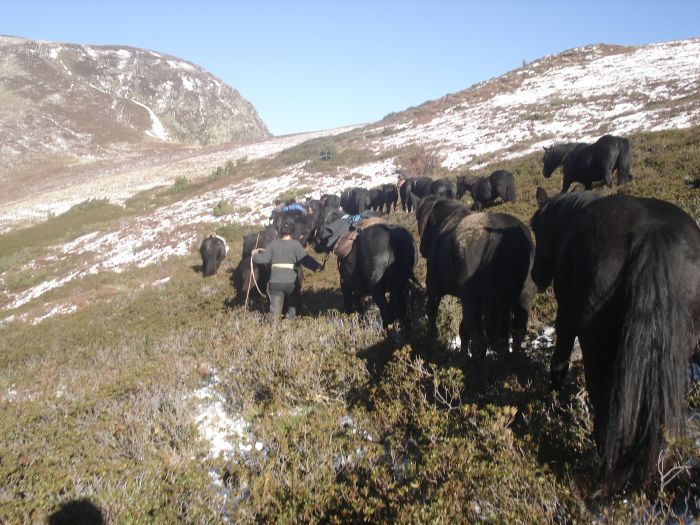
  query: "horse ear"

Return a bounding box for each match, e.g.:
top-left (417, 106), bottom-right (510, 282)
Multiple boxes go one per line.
top-left (535, 187), bottom-right (548, 209)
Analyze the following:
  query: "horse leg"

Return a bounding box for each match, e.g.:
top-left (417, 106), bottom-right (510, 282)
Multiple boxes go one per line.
top-left (461, 299), bottom-right (484, 358)
top-left (511, 283), bottom-right (535, 353)
top-left (341, 283), bottom-right (353, 314)
top-left (486, 309), bottom-right (510, 357)
top-left (371, 287), bottom-right (394, 328)
top-left (426, 291), bottom-right (442, 334)
top-left (603, 169), bottom-right (613, 188)
top-left (389, 282), bottom-right (408, 328)
top-left (510, 305), bottom-right (529, 355)
top-left (550, 315), bottom-right (576, 392)
top-left (578, 332), bottom-right (614, 450)
top-left (561, 176), bottom-right (572, 193)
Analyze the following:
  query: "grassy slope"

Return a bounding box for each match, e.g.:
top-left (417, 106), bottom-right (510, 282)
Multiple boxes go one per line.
top-left (1, 127), bottom-right (699, 523)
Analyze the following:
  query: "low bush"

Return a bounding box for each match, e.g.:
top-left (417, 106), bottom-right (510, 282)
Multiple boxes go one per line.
top-left (212, 200), bottom-right (234, 217)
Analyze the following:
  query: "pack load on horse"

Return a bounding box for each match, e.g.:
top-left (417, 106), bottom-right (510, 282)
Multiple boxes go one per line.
top-left (312, 210), bottom-right (384, 256)
top-left (530, 187), bottom-right (700, 493)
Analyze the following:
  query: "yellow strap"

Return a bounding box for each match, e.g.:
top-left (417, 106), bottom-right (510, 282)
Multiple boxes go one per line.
top-left (271, 263), bottom-right (295, 269)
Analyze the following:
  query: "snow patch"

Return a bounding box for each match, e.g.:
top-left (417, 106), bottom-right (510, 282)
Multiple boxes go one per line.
top-left (192, 369), bottom-right (263, 522)
top-left (129, 98), bottom-right (171, 141)
top-left (168, 59), bottom-right (195, 72)
top-left (182, 75), bottom-right (196, 91)
top-left (372, 38), bottom-right (700, 170)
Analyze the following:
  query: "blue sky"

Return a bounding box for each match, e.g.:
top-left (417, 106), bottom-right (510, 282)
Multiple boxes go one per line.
top-left (3, 1), bottom-right (699, 136)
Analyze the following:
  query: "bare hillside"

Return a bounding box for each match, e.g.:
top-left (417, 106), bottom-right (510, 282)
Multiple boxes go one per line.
top-left (0, 35), bottom-right (270, 207)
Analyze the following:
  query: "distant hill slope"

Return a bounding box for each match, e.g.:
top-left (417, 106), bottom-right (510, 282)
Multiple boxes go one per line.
top-left (0, 35), bottom-right (270, 186)
top-left (367, 38), bottom-right (700, 168)
top-left (1, 37), bottom-right (699, 233)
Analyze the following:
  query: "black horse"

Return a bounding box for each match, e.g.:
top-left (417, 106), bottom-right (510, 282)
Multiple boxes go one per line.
top-left (368, 185), bottom-right (398, 213)
top-left (314, 221), bottom-right (417, 328)
top-left (341, 187), bottom-right (372, 215)
top-left (340, 223), bottom-right (417, 328)
top-left (530, 187), bottom-right (700, 493)
top-left (398, 175), bottom-right (413, 212)
top-left (199, 233), bottom-right (229, 276)
top-left (320, 194), bottom-right (343, 223)
top-left (410, 176), bottom-right (434, 199)
top-left (272, 204), bottom-right (323, 247)
top-left (379, 183), bottom-right (399, 213)
top-left (369, 187), bottom-right (383, 211)
top-left (416, 196), bottom-right (535, 356)
top-left (542, 135), bottom-right (632, 192)
top-left (455, 173), bottom-right (480, 199)
top-left (458, 170), bottom-right (516, 211)
top-left (429, 178), bottom-right (455, 199)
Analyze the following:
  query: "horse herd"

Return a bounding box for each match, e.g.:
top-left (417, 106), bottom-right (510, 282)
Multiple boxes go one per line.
top-left (200, 133), bottom-right (700, 495)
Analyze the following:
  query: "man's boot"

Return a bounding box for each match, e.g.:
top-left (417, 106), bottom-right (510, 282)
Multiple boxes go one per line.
top-left (269, 292), bottom-right (284, 322)
top-left (285, 295), bottom-right (298, 320)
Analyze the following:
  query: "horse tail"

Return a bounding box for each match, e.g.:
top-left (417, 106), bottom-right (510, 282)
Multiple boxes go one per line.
top-left (616, 139), bottom-right (632, 184)
top-left (602, 225), bottom-right (689, 492)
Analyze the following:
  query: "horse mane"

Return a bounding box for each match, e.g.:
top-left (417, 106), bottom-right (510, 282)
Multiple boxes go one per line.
top-left (416, 195), bottom-right (440, 237)
top-left (531, 191), bottom-right (599, 229)
top-left (416, 197), bottom-right (470, 257)
top-left (431, 199), bottom-right (471, 238)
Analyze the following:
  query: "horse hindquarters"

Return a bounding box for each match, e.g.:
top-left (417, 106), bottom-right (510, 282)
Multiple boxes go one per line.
top-left (202, 250), bottom-right (219, 277)
top-left (615, 139), bottom-right (633, 184)
top-left (600, 226), bottom-right (692, 493)
top-left (201, 238), bottom-right (224, 276)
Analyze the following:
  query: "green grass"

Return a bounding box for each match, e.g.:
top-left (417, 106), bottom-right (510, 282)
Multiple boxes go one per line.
top-left (0, 199), bottom-right (124, 269)
top-left (1, 127), bottom-right (700, 523)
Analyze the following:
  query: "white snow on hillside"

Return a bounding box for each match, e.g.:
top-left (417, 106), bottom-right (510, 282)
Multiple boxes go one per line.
top-left (0, 124), bottom-right (363, 233)
top-left (371, 39), bottom-right (700, 169)
top-left (1, 157), bottom-right (396, 319)
top-left (2, 38), bottom-right (700, 323)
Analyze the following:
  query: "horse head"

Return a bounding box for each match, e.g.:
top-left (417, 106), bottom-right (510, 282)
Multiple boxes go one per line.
top-left (541, 146), bottom-right (558, 178)
top-left (456, 174), bottom-right (478, 198)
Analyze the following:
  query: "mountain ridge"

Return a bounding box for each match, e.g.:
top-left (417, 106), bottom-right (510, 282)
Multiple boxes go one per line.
top-left (0, 35), bottom-right (270, 188)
